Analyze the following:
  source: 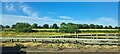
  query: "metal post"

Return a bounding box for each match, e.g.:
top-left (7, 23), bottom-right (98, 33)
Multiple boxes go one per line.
top-left (17, 39), bottom-right (19, 42)
top-left (96, 34), bottom-right (98, 39)
top-left (115, 34), bottom-right (116, 39)
top-left (77, 34), bottom-right (78, 38)
top-left (35, 39), bottom-right (36, 42)
top-left (106, 34), bottom-right (108, 39)
top-left (91, 34), bottom-right (92, 39)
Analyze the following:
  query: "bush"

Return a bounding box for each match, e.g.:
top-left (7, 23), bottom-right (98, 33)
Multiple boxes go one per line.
top-left (53, 44), bottom-right (64, 50)
top-left (75, 44), bottom-right (83, 49)
top-left (15, 22), bottom-right (32, 32)
top-left (15, 43), bottom-right (25, 49)
top-left (59, 24), bottom-right (79, 33)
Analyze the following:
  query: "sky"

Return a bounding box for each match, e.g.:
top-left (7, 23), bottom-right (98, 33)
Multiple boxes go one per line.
top-left (1, 2), bottom-right (118, 26)
top-left (1, 0), bottom-right (120, 2)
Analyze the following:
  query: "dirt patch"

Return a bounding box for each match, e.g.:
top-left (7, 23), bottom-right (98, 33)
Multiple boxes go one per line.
top-left (1, 42), bottom-right (119, 52)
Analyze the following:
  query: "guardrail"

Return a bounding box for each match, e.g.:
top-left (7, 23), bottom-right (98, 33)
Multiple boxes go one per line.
top-left (1, 38), bottom-right (119, 45)
top-left (1, 33), bottom-right (119, 45)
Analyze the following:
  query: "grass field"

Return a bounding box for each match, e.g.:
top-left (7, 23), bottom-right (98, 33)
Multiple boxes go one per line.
top-left (1, 31), bottom-right (119, 37)
top-left (1, 32), bottom-right (68, 37)
top-left (1, 28), bottom-right (119, 37)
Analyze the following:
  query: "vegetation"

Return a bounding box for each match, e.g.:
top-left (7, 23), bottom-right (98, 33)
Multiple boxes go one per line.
top-left (59, 22), bottom-right (79, 33)
top-left (15, 43), bottom-right (26, 49)
top-left (1, 42), bottom-right (119, 52)
top-left (1, 22), bottom-right (119, 52)
top-left (43, 24), bottom-right (49, 29)
top-left (1, 32), bottom-right (68, 37)
top-left (15, 22), bottom-right (32, 32)
top-left (59, 24), bottom-right (67, 33)
top-left (32, 23), bottom-right (38, 28)
top-left (66, 24), bottom-right (79, 33)
top-left (0, 22), bottom-right (120, 34)
top-left (52, 23), bottom-right (59, 29)
top-left (4, 25), bottom-right (10, 28)
top-left (1, 22), bottom-right (119, 29)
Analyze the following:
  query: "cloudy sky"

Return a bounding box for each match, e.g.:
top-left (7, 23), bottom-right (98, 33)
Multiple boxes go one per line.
top-left (1, 2), bottom-right (118, 26)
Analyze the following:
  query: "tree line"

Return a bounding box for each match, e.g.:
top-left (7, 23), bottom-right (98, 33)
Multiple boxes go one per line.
top-left (0, 22), bottom-right (119, 33)
top-left (0, 23), bottom-right (59, 29)
top-left (0, 22), bottom-right (119, 29)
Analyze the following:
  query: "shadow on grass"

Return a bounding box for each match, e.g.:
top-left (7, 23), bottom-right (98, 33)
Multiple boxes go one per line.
top-left (1, 46), bottom-right (26, 54)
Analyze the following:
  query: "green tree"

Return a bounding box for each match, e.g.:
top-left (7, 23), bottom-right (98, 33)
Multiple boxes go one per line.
top-left (0, 25), bottom-right (4, 28)
top-left (108, 25), bottom-right (112, 29)
top-left (82, 24), bottom-right (89, 29)
top-left (60, 22), bottom-right (66, 26)
top-left (15, 22), bottom-right (32, 32)
top-left (43, 24), bottom-right (49, 28)
top-left (67, 22), bottom-right (74, 25)
top-left (77, 24), bottom-right (82, 29)
top-left (5, 25), bottom-right (10, 28)
top-left (66, 24), bottom-right (79, 33)
top-left (32, 23), bottom-right (38, 28)
top-left (104, 26), bottom-right (108, 29)
top-left (52, 23), bottom-right (58, 29)
top-left (38, 26), bottom-right (42, 28)
top-left (115, 26), bottom-right (118, 29)
top-left (59, 23), bottom-right (79, 33)
top-left (90, 24), bottom-right (94, 29)
top-left (59, 25), bottom-right (67, 33)
top-left (0, 25), bottom-right (4, 31)
top-left (99, 25), bottom-right (103, 29)
top-left (12, 24), bottom-right (16, 28)
top-left (95, 25), bottom-right (100, 29)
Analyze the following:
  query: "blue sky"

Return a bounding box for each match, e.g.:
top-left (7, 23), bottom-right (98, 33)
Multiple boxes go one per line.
top-left (1, 2), bottom-right (118, 26)
top-left (2, 0), bottom-right (120, 2)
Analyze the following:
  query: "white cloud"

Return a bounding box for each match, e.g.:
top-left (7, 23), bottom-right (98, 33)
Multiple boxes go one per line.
top-left (96, 17), bottom-right (116, 22)
top-left (2, 14), bottom-right (118, 27)
top-left (58, 16), bottom-right (72, 19)
top-left (20, 5), bottom-right (38, 17)
top-left (2, 14), bottom-right (62, 26)
top-left (95, 17), bottom-right (118, 26)
top-left (4, 2), bottom-right (38, 17)
top-left (5, 3), bottom-right (15, 11)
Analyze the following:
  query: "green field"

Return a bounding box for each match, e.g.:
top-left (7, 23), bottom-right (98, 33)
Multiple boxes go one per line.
top-left (1, 28), bottom-right (119, 37)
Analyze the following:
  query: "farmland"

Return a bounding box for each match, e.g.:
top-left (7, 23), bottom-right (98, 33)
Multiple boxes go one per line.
top-left (0, 23), bottom-right (120, 53)
top-left (1, 28), bottom-right (119, 37)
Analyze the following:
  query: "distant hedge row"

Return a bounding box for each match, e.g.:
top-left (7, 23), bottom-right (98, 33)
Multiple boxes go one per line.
top-left (3, 28), bottom-right (119, 33)
top-left (33, 30), bottom-right (59, 32)
top-left (79, 30), bottom-right (120, 33)
top-left (1, 22), bottom-right (120, 33)
top-left (33, 30), bottom-right (119, 33)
